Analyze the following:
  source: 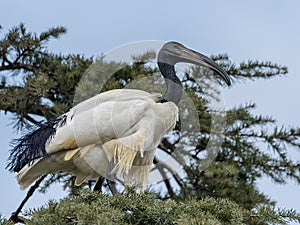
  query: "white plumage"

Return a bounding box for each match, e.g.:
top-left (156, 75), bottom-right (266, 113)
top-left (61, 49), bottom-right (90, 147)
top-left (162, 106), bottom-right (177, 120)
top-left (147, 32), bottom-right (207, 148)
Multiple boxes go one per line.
top-left (17, 89), bottom-right (178, 190)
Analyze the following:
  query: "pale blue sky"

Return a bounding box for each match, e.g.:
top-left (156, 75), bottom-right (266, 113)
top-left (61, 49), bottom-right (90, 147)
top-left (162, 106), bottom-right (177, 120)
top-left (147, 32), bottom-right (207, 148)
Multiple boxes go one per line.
top-left (1, 1), bottom-right (299, 223)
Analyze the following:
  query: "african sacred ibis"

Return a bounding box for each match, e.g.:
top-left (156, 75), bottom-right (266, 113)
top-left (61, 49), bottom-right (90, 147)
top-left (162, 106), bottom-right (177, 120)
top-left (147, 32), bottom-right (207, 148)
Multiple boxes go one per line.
top-left (7, 42), bottom-right (231, 193)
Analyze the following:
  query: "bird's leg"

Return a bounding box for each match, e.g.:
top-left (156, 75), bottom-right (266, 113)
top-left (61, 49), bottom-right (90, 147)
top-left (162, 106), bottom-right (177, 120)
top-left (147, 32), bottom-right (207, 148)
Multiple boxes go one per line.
top-left (123, 176), bottom-right (130, 193)
top-left (107, 160), bottom-right (119, 195)
top-left (107, 179), bottom-right (118, 195)
top-left (139, 185), bottom-right (143, 194)
top-left (93, 176), bottom-right (105, 192)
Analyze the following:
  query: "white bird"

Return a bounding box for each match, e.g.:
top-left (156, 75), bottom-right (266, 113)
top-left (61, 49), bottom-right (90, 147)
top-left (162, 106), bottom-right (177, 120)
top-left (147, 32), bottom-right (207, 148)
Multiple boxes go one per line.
top-left (7, 42), bottom-right (231, 193)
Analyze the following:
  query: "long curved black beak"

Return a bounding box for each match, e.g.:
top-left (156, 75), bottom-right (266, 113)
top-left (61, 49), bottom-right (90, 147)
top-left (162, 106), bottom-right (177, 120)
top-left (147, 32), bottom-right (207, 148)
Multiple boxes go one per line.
top-left (158, 42), bottom-right (231, 86)
top-left (177, 47), bottom-right (231, 86)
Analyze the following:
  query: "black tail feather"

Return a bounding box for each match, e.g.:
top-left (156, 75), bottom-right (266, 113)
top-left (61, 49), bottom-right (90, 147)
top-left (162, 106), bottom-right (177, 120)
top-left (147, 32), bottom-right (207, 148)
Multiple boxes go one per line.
top-left (7, 115), bottom-right (67, 172)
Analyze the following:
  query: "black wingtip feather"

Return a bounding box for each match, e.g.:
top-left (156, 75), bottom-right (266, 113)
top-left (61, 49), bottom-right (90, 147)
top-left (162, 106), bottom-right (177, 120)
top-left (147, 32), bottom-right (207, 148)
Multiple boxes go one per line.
top-left (6, 115), bottom-right (67, 172)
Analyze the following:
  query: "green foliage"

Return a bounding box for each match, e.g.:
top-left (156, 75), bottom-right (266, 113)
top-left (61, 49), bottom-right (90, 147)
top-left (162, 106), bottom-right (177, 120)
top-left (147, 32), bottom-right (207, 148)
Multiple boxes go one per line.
top-left (7, 190), bottom-right (295, 225)
top-left (0, 23), bottom-right (93, 129)
top-left (181, 162), bottom-right (273, 210)
top-left (0, 215), bottom-right (14, 225)
top-left (211, 54), bottom-right (288, 81)
top-left (178, 101), bottom-right (300, 210)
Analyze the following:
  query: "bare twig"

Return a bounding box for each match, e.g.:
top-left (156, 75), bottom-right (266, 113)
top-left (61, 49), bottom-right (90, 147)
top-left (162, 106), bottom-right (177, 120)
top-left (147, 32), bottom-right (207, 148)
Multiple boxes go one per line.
top-left (9, 175), bottom-right (47, 224)
top-left (153, 156), bottom-right (184, 197)
top-left (153, 157), bottom-right (175, 196)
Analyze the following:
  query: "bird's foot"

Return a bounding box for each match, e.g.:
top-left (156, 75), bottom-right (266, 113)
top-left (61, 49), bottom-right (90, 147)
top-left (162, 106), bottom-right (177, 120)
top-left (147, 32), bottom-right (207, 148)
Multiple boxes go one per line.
top-left (107, 179), bottom-right (118, 195)
top-left (107, 160), bottom-right (119, 195)
top-left (93, 177), bottom-right (105, 192)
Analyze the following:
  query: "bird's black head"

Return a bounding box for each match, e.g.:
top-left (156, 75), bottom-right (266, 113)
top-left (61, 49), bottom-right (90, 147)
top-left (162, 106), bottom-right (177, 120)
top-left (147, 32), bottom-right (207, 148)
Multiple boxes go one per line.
top-left (158, 41), bottom-right (231, 86)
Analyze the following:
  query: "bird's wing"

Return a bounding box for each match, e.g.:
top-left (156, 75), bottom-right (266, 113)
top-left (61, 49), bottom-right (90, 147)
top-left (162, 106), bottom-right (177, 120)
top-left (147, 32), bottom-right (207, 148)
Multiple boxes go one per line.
top-left (17, 144), bottom-right (108, 190)
top-left (46, 89), bottom-right (159, 154)
top-left (70, 89), bottom-right (161, 115)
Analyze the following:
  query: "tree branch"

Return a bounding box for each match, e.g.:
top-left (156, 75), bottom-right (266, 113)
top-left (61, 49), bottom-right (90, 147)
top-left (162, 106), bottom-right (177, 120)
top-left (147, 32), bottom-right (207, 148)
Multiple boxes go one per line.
top-left (9, 175), bottom-right (47, 224)
top-left (153, 157), bottom-right (175, 196)
top-left (153, 156), bottom-right (184, 189)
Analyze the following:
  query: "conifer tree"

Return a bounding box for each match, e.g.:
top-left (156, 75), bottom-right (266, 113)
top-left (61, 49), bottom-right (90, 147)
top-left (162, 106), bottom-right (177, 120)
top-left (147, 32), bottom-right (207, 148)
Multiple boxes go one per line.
top-left (1, 24), bottom-right (299, 224)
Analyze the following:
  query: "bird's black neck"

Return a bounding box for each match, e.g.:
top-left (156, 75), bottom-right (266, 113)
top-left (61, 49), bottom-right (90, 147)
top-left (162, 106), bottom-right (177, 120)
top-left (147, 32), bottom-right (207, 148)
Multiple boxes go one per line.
top-left (158, 62), bottom-right (183, 105)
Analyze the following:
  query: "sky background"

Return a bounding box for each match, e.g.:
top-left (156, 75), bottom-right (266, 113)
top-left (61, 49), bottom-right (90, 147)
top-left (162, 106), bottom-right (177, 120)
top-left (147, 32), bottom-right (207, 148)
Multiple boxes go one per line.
top-left (1, 1), bottom-right (299, 224)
